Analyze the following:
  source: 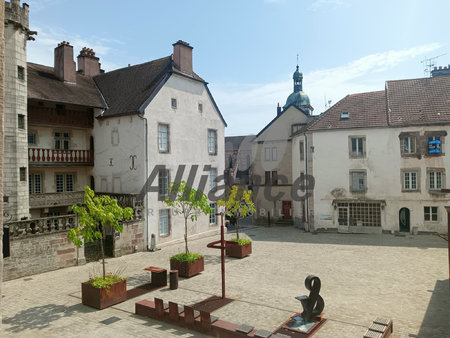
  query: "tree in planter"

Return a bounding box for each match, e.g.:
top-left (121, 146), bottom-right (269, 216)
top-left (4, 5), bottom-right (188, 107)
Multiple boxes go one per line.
top-left (164, 180), bottom-right (212, 257)
top-left (68, 186), bottom-right (134, 282)
top-left (218, 185), bottom-right (255, 242)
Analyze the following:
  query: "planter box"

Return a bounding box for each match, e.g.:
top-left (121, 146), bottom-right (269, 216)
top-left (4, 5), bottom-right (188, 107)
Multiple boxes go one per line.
top-left (81, 279), bottom-right (127, 310)
top-left (170, 256), bottom-right (204, 278)
top-left (226, 242), bottom-right (252, 258)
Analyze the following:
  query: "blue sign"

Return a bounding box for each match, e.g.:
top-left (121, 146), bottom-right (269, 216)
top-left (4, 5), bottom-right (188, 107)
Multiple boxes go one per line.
top-left (428, 139), bottom-right (441, 154)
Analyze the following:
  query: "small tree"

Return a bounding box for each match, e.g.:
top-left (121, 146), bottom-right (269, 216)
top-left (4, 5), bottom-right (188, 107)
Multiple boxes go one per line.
top-left (68, 186), bottom-right (134, 280)
top-left (218, 185), bottom-right (255, 240)
top-left (164, 181), bottom-right (212, 255)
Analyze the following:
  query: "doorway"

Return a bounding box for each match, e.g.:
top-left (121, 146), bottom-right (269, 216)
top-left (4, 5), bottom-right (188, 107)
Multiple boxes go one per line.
top-left (282, 201), bottom-right (292, 219)
top-left (399, 208), bottom-right (410, 232)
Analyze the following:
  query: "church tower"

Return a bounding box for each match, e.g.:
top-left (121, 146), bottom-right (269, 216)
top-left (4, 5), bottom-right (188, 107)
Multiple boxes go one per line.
top-left (283, 64), bottom-right (313, 115)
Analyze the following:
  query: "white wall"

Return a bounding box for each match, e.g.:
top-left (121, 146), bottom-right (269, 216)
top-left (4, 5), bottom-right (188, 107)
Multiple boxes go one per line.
top-left (304, 126), bottom-right (450, 233)
top-left (144, 74), bottom-right (225, 246)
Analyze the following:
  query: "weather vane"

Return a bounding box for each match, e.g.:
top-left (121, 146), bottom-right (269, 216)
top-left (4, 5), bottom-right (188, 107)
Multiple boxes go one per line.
top-left (297, 53), bottom-right (299, 67)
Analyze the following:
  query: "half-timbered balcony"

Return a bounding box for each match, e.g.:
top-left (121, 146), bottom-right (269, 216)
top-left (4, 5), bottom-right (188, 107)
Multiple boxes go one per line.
top-left (28, 148), bottom-right (93, 166)
top-left (29, 191), bottom-right (84, 209)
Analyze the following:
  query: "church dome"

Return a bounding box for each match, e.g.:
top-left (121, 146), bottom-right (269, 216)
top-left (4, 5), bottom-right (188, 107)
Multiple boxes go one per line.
top-left (285, 91), bottom-right (310, 108)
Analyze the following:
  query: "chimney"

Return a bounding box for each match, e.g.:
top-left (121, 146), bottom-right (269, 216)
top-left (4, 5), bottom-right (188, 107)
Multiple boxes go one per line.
top-left (277, 102), bottom-right (282, 116)
top-left (172, 40), bottom-right (193, 75)
top-left (54, 41), bottom-right (76, 83)
top-left (77, 47), bottom-right (101, 76)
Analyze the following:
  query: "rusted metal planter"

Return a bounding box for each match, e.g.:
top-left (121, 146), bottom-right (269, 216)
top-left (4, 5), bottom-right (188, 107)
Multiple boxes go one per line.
top-left (226, 242), bottom-right (252, 258)
top-left (170, 256), bottom-right (204, 278)
top-left (81, 279), bottom-right (127, 310)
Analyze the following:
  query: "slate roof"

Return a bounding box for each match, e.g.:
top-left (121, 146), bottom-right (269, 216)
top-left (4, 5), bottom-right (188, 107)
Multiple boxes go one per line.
top-left (93, 56), bottom-right (228, 125)
top-left (308, 91), bottom-right (387, 131)
top-left (386, 75), bottom-right (450, 126)
top-left (27, 62), bottom-right (106, 108)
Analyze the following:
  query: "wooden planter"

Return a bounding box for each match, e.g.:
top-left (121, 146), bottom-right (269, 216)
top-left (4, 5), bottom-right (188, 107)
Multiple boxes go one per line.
top-left (226, 242), bottom-right (252, 258)
top-left (170, 256), bottom-right (204, 278)
top-left (81, 279), bottom-right (127, 310)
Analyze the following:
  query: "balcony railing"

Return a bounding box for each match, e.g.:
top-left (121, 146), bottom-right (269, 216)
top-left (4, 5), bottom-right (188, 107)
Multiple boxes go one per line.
top-left (5, 215), bottom-right (77, 239)
top-left (29, 148), bottom-right (93, 165)
top-left (29, 191), bottom-right (84, 209)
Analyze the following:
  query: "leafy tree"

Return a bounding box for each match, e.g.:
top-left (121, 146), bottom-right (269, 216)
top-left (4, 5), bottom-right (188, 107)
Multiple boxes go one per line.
top-left (68, 186), bottom-right (134, 279)
top-left (218, 185), bottom-right (255, 240)
top-left (164, 181), bottom-right (212, 255)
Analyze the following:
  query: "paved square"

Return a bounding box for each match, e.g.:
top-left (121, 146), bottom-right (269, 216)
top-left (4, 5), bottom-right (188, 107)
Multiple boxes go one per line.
top-left (2, 226), bottom-right (449, 337)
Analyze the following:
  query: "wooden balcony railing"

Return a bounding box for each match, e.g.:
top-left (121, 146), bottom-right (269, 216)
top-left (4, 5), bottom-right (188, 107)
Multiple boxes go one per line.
top-left (29, 191), bottom-right (84, 209)
top-left (28, 148), bottom-right (93, 165)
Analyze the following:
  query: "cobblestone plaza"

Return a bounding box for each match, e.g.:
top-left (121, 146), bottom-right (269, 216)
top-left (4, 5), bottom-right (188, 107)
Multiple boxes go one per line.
top-left (2, 226), bottom-right (449, 337)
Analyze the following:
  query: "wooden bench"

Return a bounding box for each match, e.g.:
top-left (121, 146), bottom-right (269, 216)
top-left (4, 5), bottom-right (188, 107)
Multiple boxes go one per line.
top-left (144, 266), bottom-right (167, 287)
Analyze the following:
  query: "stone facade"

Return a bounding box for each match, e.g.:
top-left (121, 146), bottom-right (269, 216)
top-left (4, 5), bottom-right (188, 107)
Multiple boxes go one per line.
top-left (3, 0), bottom-right (31, 221)
top-left (114, 221), bottom-right (145, 257)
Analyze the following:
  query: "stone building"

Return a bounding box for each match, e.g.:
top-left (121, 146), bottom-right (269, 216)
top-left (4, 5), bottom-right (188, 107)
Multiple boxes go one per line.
top-left (93, 40), bottom-right (226, 249)
top-left (252, 65), bottom-right (316, 225)
top-left (294, 73), bottom-right (450, 234)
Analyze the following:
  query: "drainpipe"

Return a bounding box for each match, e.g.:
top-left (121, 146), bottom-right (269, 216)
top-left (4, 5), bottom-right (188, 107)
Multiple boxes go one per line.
top-left (304, 132), bottom-right (309, 232)
top-left (138, 113), bottom-right (149, 250)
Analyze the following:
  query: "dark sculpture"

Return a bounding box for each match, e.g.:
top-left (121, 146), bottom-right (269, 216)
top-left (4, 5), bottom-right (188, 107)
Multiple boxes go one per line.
top-left (296, 275), bottom-right (324, 322)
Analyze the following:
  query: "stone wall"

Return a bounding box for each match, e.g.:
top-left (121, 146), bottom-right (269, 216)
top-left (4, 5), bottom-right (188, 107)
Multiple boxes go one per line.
top-left (3, 231), bottom-right (79, 281)
top-left (114, 220), bottom-right (145, 257)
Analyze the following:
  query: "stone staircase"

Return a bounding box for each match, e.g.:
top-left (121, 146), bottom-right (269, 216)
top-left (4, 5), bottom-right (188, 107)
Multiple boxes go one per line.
top-left (274, 219), bottom-right (294, 226)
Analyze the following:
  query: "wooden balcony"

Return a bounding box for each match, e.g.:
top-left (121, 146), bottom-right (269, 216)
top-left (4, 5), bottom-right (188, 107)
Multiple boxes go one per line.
top-left (29, 191), bottom-right (84, 209)
top-left (29, 148), bottom-right (93, 166)
top-left (28, 105), bottom-right (94, 128)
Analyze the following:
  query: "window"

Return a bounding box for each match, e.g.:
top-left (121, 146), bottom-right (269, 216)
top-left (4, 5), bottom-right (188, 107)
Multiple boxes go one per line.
top-left (158, 169), bottom-right (169, 199)
top-left (340, 112), bottom-right (350, 120)
top-left (20, 167), bottom-right (26, 181)
top-left (198, 103), bottom-right (203, 113)
top-left (402, 171), bottom-right (418, 191)
top-left (171, 98), bottom-right (177, 109)
top-left (271, 171), bottom-right (278, 185)
top-left (429, 171), bottom-right (442, 190)
top-left (55, 132), bottom-right (70, 150)
top-left (29, 173), bottom-right (42, 194)
top-left (272, 147), bottom-right (277, 161)
top-left (18, 114), bottom-right (25, 129)
top-left (159, 209), bottom-right (169, 236)
top-left (210, 168), bottom-right (217, 190)
top-left (265, 147), bottom-right (270, 161)
top-left (428, 136), bottom-right (441, 154)
top-left (424, 206), bottom-right (438, 221)
top-left (349, 136), bottom-right (365, 157)
top-left (17, 66), bottom-right (25, 80)
top-left (28, 132), bottom-right (36, 145)
top-left (403, 136), bottom-right (415, 154)
top-left (208, 129), bottom-right (217, 155)
top-left (158, 124), bottom-right (169, 153)
top-left (209, 203), bottom-right (217, 224)
top-left (350, 171), bottom-right (366, 192)
top-left (265, 171), bottom-right (271, 185)
top-left (111, 128), bottom-right (119, 146)
top-left (56, 173), bottom-right (74, 192)
top-left (336, 202), bottom-right (381, 227)
top-left (300, 141), bottom-right (304, 161)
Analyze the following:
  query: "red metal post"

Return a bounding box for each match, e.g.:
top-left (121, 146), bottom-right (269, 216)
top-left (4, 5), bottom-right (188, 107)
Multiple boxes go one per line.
top-left (221, 213), bottom-right (225, 299)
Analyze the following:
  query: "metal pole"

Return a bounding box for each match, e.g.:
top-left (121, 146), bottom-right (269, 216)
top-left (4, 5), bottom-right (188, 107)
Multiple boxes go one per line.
top-left (221, 213), bottom-right (225, 299)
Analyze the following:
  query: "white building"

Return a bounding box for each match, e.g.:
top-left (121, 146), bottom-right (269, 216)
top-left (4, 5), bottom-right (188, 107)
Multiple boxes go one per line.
top-left (294, 74), bottom-right (450, 234)
top-left (93, 41), bottom-right (226, 249)
top-left (252, 65), bottom-right (316, 225)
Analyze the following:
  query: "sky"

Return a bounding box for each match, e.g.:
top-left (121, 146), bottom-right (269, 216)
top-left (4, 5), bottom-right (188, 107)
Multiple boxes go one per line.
top-left (24, 0), bottom-right (450, 136)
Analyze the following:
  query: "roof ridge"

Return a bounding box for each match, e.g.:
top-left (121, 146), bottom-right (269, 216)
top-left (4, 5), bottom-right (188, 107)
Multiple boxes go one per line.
top-left (95, 55), bottom-right (171, 77)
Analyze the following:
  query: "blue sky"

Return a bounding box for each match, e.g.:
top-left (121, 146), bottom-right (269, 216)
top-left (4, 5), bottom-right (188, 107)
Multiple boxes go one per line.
top-left (25, 0), bottom-right (449, 136)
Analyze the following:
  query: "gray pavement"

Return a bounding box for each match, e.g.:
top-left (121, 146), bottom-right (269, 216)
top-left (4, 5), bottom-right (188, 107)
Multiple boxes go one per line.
top-left (2, 226), bottom-right (449, 337)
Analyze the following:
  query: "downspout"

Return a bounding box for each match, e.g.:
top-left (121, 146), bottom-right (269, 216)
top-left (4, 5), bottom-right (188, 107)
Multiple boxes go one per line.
top-left (138, 113), bottom-right (149, 250)
top-left (304, 132), bottom-right (309, 232)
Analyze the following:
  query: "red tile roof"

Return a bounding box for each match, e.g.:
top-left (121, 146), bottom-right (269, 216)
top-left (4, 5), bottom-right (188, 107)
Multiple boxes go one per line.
top-left (386, 75), bottom-right (450, 126)
top-left (308, 91), bottom-right (387, 131)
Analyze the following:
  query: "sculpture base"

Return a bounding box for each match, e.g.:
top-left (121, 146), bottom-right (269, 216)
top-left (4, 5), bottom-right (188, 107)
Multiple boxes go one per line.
top-left (274, 312), bottom-right (326, 337)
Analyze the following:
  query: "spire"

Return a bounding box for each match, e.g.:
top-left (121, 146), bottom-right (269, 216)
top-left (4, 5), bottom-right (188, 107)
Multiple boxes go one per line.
top-left (293, 64), bottom-right (303, 93)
